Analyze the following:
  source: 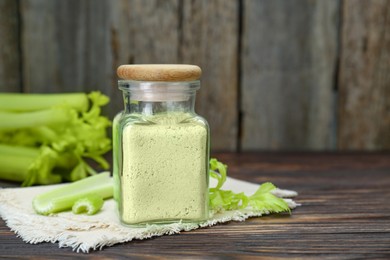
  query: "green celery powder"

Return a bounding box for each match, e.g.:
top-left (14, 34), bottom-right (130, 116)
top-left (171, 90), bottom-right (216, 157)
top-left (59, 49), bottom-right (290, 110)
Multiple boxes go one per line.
top-left (120, 112), bottom-right (209, 225)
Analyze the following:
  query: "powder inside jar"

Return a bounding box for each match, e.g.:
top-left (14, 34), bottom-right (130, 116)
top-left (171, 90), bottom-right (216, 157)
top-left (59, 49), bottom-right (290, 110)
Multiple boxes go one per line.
top-left (120, 112), bottom-right (208, 225)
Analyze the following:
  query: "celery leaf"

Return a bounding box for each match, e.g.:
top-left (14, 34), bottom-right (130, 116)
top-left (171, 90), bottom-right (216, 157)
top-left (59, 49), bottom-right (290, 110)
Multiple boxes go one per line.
top-left (209, 158), bottom-right (290, 214)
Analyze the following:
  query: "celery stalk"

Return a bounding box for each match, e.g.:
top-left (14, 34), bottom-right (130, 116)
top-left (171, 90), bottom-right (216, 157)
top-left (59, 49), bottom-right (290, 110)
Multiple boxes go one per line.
top-left (0, 148), bottom-right (62, 184)
top-left (0, 143), bottom-right (40, 158)
top-left (0, 154), bottom-right (35, 182)
top-left (0, 144), bottom-right (62, 185)
top-left (33, 172), bottom-right (113, 215)
top-left (0, 109), bottom-right (70, 130)
top-left (0, 91), bottom-right (111, 186)
top-left (72, 194), bottom-right (104, 215)
top-left (0, 93), bottom-right (88, 112)
top-left (0, 151), bottom-right (62, 184)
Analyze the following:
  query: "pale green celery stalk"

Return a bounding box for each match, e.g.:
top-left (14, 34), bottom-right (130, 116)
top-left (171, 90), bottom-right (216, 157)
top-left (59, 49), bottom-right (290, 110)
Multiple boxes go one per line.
top-left (0, 128), bottom-right (38, 146)
top-left (72, 194), bottom-right (104, 215)
top-left (0, 91), bottom-right (111, 186)
top-left (0, 144), bottom-right (62, 184)
top-left (0, 154), bottom-right (35, 182)
top-left (0, 109), bottom-right (69, 130)
top-left (33, 172), bottom-right (113, 215)
top-left (30, 126), bottom-right (58, 143)
top-left (0, 93), bottom-right (88, 112)
top-left (0, 143), bottom-right (72, 185)
top-left (0, 143), bottom-right (40, 158)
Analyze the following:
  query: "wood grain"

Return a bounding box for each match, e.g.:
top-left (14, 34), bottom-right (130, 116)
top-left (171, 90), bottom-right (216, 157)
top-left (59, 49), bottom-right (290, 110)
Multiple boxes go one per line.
top-left (20, 0), bottom-right (180, 118)
top-left (116, 64), bottom-right (201, 81)
top-left (0, 0), bottom-right (21, 92)
top-left (111, 0), bottom-right (181, 117)
top-left (1, 0), bottom-right (389, 151)
top-left (128, 0), bottom-right (179, 64)
top-left (20, 0), bottom-right (121, 117)
top-left (0, 152), bottom-right (389, 258)
top-left (179, 0), bottom-right (239, 151)
top-left (241, 0), bottom-right (340, 150)
top-left (338, 0), bottom-right (390, 150)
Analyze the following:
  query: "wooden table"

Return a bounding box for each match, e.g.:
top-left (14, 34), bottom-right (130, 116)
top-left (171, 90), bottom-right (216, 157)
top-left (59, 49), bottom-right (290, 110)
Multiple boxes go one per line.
top-left (1, 152), bottom-right (389, 258)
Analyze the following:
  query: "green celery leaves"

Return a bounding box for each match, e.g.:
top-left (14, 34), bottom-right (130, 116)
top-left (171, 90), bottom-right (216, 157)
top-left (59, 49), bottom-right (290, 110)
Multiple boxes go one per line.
top-left (209, 158), bottom-right (290, 214)
top-left (0, 92), bottom-right (111, 186)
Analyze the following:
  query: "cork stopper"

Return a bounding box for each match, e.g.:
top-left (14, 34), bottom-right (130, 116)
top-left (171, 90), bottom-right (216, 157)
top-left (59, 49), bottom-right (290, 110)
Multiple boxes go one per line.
top-left (117, 64), bottom-right (202, 82)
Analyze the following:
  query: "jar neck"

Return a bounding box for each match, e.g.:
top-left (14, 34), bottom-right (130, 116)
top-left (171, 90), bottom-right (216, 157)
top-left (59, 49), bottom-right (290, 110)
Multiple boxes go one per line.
top-left (119, 80), bottom-right (200, 116)
top-left (122, 92), bottom-right (196, 115)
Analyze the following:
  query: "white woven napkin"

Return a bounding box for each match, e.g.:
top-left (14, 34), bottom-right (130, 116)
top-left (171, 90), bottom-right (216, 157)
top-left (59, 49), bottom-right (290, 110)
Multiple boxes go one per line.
top-left (0, 177), bottom-right (299, 253)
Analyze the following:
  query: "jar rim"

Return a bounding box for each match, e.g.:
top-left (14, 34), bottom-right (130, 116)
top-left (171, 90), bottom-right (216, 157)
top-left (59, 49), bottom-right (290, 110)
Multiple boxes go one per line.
top-left (118, 80), bottom-right (200, 102)
top-left (118, 80), bottom-right (200, 92)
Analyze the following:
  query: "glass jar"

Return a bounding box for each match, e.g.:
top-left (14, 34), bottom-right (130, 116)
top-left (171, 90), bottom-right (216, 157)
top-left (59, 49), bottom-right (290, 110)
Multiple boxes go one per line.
top-left (114, 65), bottom-right (210, 226)
top-left (112, 111), bottom-right (123, 202)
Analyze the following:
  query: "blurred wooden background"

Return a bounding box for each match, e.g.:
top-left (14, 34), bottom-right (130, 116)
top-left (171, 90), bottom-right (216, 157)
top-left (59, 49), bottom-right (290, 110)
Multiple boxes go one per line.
top-left (0, 0), bottom-right (389, 151)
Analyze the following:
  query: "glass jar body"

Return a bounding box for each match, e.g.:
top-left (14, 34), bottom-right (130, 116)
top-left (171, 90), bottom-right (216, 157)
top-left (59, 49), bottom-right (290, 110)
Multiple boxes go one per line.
top-left (112, 111), bottom-right (123, 202)
top-left (115, 80), bottom-right (210, 226)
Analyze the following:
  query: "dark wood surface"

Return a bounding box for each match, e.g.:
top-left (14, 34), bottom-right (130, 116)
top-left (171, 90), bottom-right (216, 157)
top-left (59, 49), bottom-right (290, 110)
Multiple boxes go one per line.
top-left (1, 152), bottom-right (389, 258)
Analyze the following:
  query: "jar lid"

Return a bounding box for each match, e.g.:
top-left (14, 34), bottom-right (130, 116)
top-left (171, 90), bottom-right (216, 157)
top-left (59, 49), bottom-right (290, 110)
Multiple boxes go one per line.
top-left (117, 64), bottom-right (201, 81)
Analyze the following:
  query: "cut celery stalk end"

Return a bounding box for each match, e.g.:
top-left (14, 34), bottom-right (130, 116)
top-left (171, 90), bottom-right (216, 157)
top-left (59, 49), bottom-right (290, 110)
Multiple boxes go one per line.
top-left (72, 194), bottom-right (104, 215)
top-left (32, 172), bottom-right (113, 215)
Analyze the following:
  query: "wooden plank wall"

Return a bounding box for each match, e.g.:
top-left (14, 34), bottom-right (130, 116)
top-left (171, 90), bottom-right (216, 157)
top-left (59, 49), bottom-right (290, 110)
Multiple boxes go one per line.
top-left (338, 0), bottom-right (390, 150)
top-left (0, 0), bottom-right (21, 92)
top-left (0, 0), bottom-right (389, 151)
top-left (241, 0), bottom-right (339, 150)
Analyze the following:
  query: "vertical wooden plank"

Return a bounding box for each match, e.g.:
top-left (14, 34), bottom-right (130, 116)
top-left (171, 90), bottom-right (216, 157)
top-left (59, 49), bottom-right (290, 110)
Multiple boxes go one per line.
top-left (20, 0), bottom-right (179, 118)
top-left (0, 0), bottom-right (21, 92)
top-left (180, 0), bottom-right (239, 151)
top-left (129, 0), bottom-right (179, 64)
top-left (338, 0), bottom-right (390, 150)
top-left (110, 0), bottom-right (180, 115)
top-left (21, 0), bottom-right (61, 92)
top-left (21, 0), bottom-right (122, 116)
top-left (241, 0), bottom-right (340, 150)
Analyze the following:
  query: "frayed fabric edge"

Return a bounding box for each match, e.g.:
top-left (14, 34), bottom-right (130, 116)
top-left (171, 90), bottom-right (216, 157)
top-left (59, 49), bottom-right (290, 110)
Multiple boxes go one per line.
top-left (0, 186), bottom-right (300, 253)
top-left (0, 202), bottom-right (299, 253)
top-left (63, 210), bottom-right (273, 253)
